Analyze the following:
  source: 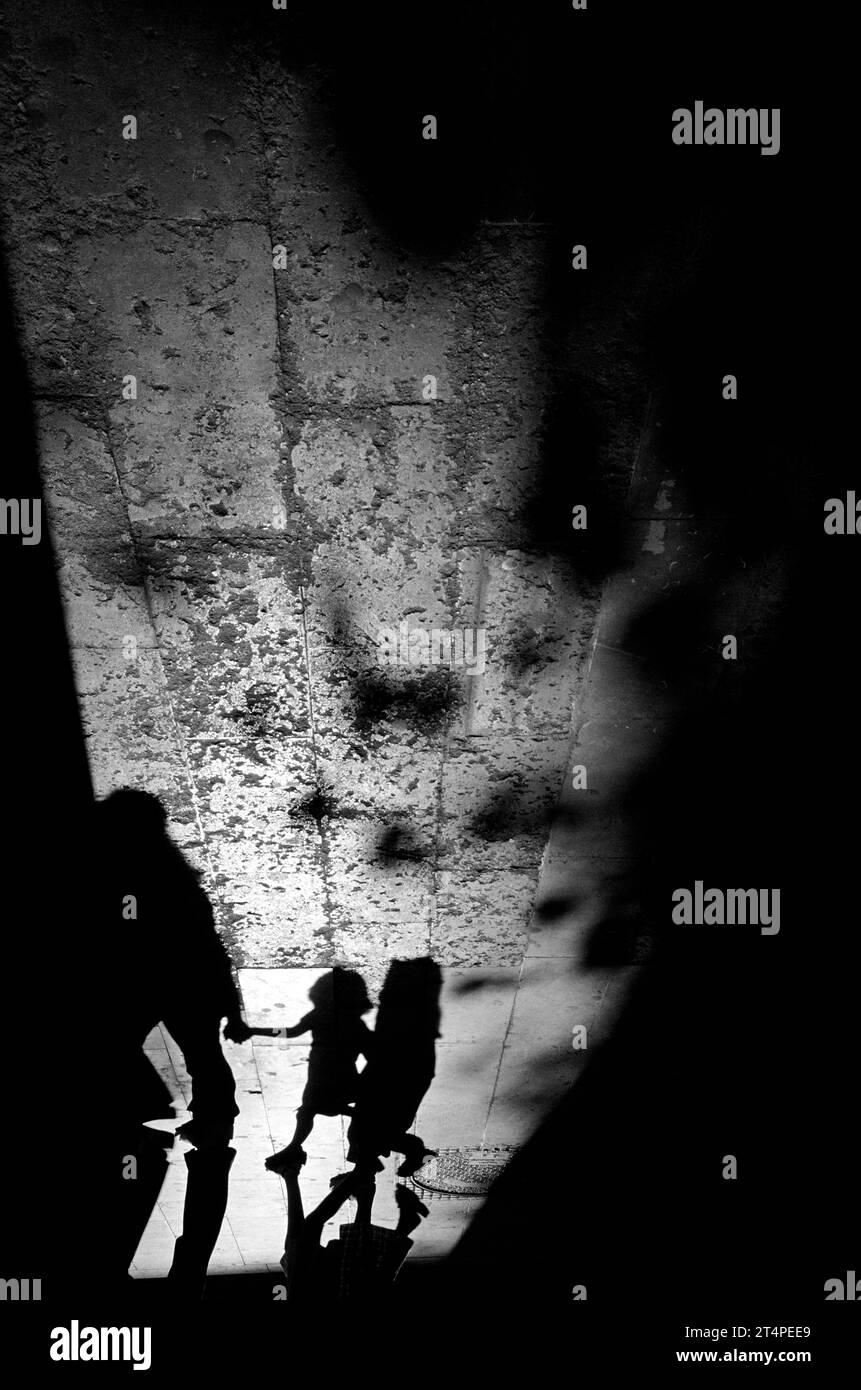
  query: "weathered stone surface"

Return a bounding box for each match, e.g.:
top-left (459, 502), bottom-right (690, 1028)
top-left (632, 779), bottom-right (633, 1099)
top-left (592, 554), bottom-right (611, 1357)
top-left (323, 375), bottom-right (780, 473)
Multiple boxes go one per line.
top-left (73, 646), bottom-right (192, 806)
top-left (0, 12), bottom-right (674, 1275)
top-left (260, 61), bottom-right (464, 411)
top-left (77, 223), bottom-right (284, 535)
top-left (36, 408), bottom-right (130, 540)
top-left (2, 0), bottom-right (653, 994)
top-left (6, 3), bottom-right (266, 223)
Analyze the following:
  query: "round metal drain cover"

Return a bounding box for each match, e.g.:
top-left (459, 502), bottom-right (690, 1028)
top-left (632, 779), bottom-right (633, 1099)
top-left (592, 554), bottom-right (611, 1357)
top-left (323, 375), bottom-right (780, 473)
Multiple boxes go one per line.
top-left (409, 1145), bottom-right (519, 1199)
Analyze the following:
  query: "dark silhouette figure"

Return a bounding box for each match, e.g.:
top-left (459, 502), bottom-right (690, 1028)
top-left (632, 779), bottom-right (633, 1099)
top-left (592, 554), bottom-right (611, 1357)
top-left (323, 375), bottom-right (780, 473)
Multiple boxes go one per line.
top-left (0, 248), bottom-right (97, 1307)
top-left (91, 787), bottom-right (250, 1299)
top-left (261, 968), bottom-right (373, 1173)
top-left (346, 957), bottom-right (441, 1178)
top-left (273, 1151), bottom-right (428, 1303)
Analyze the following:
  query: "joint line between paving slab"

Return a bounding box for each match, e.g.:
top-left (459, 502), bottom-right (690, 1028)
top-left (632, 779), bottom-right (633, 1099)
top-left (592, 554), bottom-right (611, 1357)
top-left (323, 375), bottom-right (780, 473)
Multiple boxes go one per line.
top-left (248, 1036), bottom-right (289, 1216)
top-left (96, 403), bottom-right (234, 964)
top-left (203, 71), bottom-right (341, 1095)
top-left (425, 186), bottom-right (489, 960)
top-left (252, 50), bottom-right (337, 942)
top-left (480, 966), bottom-right (523, 1147)
top-left (567, 389), bottom-right (659, 755)
top-left (628, 390), bottom-right (655, 494)
top-left (515, 389), bottom-right (663, 1121)
top-left (155, 1023), bottom-right (186, 1101)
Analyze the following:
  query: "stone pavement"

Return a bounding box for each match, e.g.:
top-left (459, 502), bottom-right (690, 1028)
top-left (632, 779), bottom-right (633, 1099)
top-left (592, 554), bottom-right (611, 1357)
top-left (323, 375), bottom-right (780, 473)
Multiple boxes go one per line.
top-left (0, 2), bottom-right (655, 978)
top-left (0, 1), bottom-right (692, 1280)
top-left (133, 958), bottom-right (631, 1275)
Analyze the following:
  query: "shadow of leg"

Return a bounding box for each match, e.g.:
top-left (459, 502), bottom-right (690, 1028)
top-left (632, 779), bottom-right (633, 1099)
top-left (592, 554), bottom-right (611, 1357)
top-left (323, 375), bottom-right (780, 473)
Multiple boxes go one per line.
top-left (167, 1146), bottom-right (236, 1301)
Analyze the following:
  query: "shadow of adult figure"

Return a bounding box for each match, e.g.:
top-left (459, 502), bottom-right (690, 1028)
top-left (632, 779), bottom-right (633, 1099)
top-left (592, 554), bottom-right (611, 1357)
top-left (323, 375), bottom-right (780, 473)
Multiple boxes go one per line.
top-left (91, 787), bottom-right (250, 1299)
top-left (347, 957), bottom-right (442, 1178)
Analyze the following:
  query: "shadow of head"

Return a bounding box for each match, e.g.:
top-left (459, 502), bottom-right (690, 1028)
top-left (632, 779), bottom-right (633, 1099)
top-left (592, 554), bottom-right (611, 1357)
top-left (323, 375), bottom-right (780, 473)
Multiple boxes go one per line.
top-left (95, 787), bottom-right (168, 844)
top-left (377, 957), bottom-right (443, 1040)
top-left (308, 966), bottom-right (372, 1016)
